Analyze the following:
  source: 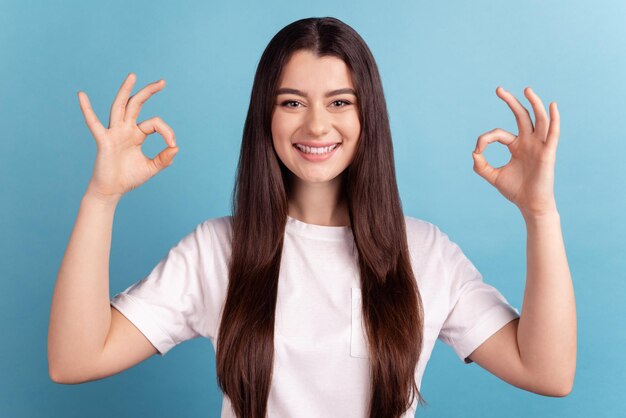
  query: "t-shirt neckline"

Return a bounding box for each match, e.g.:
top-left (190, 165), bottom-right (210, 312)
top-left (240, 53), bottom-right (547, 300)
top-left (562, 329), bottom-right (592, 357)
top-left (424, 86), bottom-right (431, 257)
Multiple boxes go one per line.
top-left (286, 215), bottom-right (353, 241)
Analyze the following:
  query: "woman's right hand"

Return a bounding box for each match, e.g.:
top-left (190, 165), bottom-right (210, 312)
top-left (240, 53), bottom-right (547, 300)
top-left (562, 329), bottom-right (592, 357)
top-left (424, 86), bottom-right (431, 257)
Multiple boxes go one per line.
top-left (78, 73), bottom-right (179, 203)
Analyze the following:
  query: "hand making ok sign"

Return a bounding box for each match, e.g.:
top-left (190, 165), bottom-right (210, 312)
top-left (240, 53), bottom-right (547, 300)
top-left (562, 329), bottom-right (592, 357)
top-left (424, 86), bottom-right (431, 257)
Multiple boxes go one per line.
top-left (77, 73), bottom-right (179, 204)
top-left (472, 87), bottom-right (561, 219)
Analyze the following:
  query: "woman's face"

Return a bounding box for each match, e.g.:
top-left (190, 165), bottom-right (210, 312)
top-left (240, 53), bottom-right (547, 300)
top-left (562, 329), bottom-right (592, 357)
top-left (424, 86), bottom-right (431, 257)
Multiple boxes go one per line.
top-left (271, 49), bottom-right (361, 185)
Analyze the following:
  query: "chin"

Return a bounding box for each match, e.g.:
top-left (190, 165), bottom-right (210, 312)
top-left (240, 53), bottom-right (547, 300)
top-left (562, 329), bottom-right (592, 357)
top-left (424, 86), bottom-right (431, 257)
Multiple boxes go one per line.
top-left (293, 170), bottom-right (343, 184)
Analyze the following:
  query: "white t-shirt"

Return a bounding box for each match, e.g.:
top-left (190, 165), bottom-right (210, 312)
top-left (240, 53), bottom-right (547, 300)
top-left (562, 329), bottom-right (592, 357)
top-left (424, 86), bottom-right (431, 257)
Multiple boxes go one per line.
top-left (110, 214), bottom-right (520, 418)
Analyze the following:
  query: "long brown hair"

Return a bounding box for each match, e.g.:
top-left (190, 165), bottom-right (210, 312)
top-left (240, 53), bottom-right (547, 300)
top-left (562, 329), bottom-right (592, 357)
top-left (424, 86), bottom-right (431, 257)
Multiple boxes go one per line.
top-left (216, 17), bottom-right (426, 417)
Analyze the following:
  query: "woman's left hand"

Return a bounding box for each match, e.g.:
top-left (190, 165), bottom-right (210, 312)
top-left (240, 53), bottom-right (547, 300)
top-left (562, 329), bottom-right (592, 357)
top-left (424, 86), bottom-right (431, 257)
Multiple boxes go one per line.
top-left (472, 87), bottom-right (560, 219)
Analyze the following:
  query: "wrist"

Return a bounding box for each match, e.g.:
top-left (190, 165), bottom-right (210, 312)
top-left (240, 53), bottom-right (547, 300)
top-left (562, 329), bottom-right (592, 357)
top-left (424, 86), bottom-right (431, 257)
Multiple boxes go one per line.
top-left (83, 185), bottom-right (122, 207)
top-left (522, 208), bottom-right (561, 226)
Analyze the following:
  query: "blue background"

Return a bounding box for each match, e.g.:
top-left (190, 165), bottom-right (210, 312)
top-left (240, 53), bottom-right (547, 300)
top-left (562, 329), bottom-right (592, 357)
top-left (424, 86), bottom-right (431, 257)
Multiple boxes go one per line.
top-left (1, 0), bottom-right (624, 417)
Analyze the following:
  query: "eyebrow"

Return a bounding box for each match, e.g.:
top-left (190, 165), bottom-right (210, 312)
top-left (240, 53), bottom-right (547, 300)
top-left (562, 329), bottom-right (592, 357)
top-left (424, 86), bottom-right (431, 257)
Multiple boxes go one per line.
top-left (276, 87), bottom-right (357, 98)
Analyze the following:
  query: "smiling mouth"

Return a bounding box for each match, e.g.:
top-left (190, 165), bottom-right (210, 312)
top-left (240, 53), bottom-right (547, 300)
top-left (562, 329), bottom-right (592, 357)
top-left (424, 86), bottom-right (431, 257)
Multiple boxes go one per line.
top-left (293, 143), bottom-right (341, 154)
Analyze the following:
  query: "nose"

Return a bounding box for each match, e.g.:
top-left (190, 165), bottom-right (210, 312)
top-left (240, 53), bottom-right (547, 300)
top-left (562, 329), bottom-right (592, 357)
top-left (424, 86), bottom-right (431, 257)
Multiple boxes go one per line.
top-left (303, 102), bottom-right (331, 137)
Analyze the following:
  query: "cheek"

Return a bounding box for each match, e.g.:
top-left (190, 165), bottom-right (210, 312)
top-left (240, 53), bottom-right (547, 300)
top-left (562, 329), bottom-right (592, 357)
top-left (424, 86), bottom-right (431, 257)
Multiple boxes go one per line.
top-left (271, 114), bottom-right (293, 142)
top-left (271, 117), bottom-right (284, 149)
top-left (340, 110), bottom-right (361, 137)
top-left (271, 119), bottom-right (292, 165)
top-left (351, 121), bottom-right (361, 139)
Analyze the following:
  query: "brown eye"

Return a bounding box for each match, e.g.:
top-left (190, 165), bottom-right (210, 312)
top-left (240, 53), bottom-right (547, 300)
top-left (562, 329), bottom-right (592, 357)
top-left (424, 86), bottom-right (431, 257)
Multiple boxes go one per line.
top-left (281, 100), bottom-right (301, 108)
top-left (332, 100), bottom-right (351, 107)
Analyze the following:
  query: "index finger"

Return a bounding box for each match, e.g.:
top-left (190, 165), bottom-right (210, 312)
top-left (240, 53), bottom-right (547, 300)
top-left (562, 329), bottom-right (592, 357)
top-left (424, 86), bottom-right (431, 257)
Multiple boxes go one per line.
top-left (496, 86), bottom-right (534, 136)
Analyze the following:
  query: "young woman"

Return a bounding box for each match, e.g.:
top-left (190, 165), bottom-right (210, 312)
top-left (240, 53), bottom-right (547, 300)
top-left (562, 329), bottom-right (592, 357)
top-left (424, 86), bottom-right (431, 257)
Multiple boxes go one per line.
top-left (48, 17), bottom-right (576, 418)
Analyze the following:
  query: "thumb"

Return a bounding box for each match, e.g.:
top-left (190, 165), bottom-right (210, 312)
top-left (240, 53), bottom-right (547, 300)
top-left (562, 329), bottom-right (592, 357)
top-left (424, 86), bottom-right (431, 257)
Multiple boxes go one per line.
top-left (151, 146), bottom-right (179, 173)
top-left (472, 151), bottom-right (498, 186)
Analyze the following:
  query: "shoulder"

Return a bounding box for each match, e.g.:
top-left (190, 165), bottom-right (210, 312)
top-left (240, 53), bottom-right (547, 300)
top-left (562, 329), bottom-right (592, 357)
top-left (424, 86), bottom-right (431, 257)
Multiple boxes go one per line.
top-left (402, 215), bottom-right (468, 269)
top-left (170, 215), bottom-right (233, 253)
top-left (199, 215), bottom-right (233, 236)
top-left (194, 215), bottom-right (234, 249)
top-left (190, 215), bottom-right (233, 256)
top-left (403, 215), bottom-right (449, 248)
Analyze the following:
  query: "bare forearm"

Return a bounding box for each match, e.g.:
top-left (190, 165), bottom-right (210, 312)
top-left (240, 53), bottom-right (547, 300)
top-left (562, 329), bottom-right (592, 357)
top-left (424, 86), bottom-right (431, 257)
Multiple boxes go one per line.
top-left (48, 191), bottom-right (119, 377)
top-left (517, 210), bottom-right (576, 392)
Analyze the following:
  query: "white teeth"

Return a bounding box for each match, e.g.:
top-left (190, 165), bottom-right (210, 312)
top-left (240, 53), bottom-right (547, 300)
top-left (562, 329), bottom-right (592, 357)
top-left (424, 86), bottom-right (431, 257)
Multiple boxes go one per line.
top-left (295, 143), bottom-right (339, 154)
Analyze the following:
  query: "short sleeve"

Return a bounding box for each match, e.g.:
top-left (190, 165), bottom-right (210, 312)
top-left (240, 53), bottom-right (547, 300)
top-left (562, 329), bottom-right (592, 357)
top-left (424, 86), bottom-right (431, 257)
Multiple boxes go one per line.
top-left (110, 221), bottom-right (210, 356)
top-left (435, 227), bottom-right (521, 364)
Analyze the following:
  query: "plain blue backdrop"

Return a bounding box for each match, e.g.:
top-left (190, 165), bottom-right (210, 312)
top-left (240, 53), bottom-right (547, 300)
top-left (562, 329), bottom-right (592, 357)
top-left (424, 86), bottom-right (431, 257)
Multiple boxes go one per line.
top-left (1, 0), bottom-right (624, 417)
